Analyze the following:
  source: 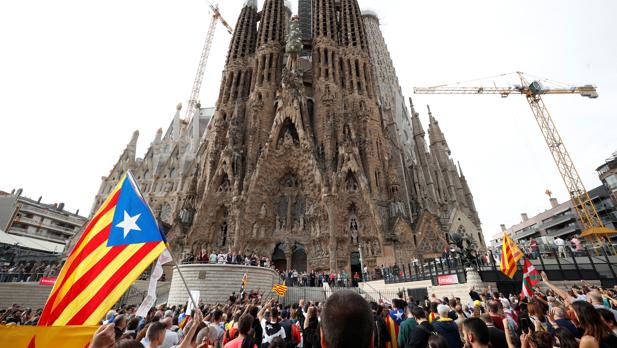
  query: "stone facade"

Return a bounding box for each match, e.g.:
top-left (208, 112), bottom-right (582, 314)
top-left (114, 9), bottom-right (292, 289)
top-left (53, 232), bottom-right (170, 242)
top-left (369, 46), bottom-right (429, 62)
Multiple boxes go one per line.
top-left (86, 1), bottom-right (484, 274)
top-left (169, 0), bottom-right (484, 274)
top-left (89, 106), bottom-right (214, 225)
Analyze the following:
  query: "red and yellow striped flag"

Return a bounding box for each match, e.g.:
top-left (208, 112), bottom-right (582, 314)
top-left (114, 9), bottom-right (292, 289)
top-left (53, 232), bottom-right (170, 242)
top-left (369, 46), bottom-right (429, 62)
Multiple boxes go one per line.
top-left (38, 172), bottom-right (167, 326)
top-left (0, 325), bottom-right (97, 348)
top-left (272, 282), bottom-right (288, 296)
top-left (500, 233), bottom-right (524, 278)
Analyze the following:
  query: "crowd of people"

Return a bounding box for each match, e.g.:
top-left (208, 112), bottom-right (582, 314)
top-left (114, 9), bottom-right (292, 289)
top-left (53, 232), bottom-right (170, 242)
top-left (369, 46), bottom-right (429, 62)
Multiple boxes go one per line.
top-left (4, 270), bottom-right (617, 348)
top-left (182, 251), bottom-right (274, 269)
top-left (279, 269), bottom-right (364, 288)
top-left (0, 260), bottom-right (60, 282)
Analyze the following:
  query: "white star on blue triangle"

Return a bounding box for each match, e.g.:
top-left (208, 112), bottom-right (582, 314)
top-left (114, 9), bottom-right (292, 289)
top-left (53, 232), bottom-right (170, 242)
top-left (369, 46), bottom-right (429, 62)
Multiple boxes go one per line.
top-left (389, 309), bottom-right (405, 325)
top-left (107, 174), bottom-right (166, 247)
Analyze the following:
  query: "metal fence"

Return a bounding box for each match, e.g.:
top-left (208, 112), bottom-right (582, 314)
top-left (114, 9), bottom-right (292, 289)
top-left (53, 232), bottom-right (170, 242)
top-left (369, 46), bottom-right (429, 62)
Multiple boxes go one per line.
top-left (383, 243), bottom-right (617, 288)
top-left (275, 285), bottom-right (405, 306)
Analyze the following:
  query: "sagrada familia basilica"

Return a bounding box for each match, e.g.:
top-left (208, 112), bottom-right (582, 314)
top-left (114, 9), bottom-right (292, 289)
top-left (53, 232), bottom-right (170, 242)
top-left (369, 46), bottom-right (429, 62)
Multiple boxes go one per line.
top-left (89, 0), bottom-right (485, 273)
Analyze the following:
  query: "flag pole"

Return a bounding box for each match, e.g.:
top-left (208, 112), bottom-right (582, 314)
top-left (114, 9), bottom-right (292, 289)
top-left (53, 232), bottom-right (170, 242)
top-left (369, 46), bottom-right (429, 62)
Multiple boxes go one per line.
top-left (170, 255), bottom-right (199, 311)
top-left (126, 170), bottom-right (199, 311)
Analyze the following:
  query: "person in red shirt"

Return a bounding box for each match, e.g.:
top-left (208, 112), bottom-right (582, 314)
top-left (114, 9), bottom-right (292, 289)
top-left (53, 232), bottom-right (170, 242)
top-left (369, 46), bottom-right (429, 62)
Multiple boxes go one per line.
top-left (224, 314), bottom-right (257, 348)
top-left (487, 302), bottom-right (505, 331)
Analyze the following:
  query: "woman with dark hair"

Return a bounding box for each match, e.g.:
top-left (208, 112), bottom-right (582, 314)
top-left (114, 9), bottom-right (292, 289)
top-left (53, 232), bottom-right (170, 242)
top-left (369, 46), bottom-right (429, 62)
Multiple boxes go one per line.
top-left (113, 314), bottom-right (128, 340)
top-left (427, 335), bottom-right (449, 348)
top-left (223, 313), bottom-right (257, 348)
top-left (303, 306), bottom-right (321, 348)
top-left (523, 331), bottom-right (553, 348)
top-left (570, 301), bottom-right (617, 348)
top-left (114, 339), bottom-right (144, 348)
top-left (553, 327), bottom-right (578, 348)
top-left (527, 300), bottom-right (554, 333)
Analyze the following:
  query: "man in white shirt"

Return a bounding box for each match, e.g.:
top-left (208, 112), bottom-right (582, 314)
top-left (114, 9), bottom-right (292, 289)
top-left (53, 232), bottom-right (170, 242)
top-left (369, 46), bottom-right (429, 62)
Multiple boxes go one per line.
top-left (554, 237), bottom-right (566, 258)
top-left (159, 317), bottom-right (180, 348)
top-left (257, 300), bottom-right (286, 348)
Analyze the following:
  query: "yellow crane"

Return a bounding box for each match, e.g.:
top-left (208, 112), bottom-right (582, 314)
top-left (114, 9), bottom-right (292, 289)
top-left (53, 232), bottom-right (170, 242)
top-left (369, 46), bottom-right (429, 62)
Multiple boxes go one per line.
top-left (414, 71), bottom-right (615, 249)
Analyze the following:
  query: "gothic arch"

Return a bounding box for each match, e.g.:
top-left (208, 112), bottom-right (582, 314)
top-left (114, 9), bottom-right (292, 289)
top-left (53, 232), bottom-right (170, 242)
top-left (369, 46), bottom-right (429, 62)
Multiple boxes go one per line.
top-left (291, 244), bottom-right (307, 272)
top-left (276, 118), bottom-right (300, 147)
top-left (345, 170), bottom-right (359, 193)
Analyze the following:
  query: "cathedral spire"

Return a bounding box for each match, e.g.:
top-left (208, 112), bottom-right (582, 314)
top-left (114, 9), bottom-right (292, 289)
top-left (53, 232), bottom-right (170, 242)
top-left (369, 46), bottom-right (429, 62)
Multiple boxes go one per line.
top-left (339, 0), bottom-right (368, 51)
top-left (226, 0), bottom-right (259, 64)
top-left (427, 105), bottom-right (449, 151)
top-left (173, 103), bottom-right (182, 141)
top-left (410, 97), bottom-right (425, 138)
top-left (313, 0), bottom-right (338, 41)
top-left (257, 0), bottom-right (285, 47)
top-left (127, 130), bottom-right (139, 157)
top-left (243, 0), bottom-right (257, 8)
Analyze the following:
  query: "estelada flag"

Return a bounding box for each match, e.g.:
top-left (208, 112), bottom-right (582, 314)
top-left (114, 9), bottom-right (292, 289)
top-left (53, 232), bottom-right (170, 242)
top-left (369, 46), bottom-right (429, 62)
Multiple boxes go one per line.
top-left (0, 325), bottom-right (97, 347)
top-left (521, 258), bottom-right (541, 298)
top-left (385, 308), bottom-right (405, 348)
top-left (500, 232), bottom-right (524, 278)
top-left (38, 172), bottom-right (167, 326)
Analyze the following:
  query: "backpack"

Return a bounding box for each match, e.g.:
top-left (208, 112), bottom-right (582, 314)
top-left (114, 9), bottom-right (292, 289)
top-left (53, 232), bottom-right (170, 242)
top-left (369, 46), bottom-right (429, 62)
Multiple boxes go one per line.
top-left (280, 320), bottom-right (298, 347)
top-left (406, 322), bottom-right (437, 348)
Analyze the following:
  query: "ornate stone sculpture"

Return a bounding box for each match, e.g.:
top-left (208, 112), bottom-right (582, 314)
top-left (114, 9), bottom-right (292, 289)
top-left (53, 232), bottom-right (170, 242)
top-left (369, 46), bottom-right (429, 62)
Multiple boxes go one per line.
top-left (449, 231), bottom-right (478, 268)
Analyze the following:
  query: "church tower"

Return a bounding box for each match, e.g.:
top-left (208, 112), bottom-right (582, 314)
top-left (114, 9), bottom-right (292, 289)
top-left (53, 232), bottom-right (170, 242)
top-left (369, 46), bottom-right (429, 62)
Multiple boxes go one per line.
top-left (181, 0), bottom-right (485, 272)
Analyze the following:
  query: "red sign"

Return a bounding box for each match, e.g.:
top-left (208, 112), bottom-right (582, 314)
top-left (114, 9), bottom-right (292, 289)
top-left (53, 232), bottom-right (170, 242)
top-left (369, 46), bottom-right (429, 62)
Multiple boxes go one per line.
top-left (437, 274), bottom-right (458, 285)
top-left (39, 277), bottom-right (56, 286)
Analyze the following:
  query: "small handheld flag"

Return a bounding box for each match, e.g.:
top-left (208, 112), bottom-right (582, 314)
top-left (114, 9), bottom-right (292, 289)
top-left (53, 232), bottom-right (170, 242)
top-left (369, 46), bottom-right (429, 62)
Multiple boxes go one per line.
top-left (39, 172), bottom-right (167, 326)
top-left (272, 283), bottom-right (288, 297)
top-left (240, 272), bottom-right (248, 296)
top-left (500, 233), bottom-right (523, 278)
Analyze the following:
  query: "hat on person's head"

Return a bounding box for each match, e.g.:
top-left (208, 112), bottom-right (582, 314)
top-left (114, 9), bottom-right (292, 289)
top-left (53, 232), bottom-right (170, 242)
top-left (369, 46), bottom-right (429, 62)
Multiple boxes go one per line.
top-left (473, 300), bottom-right (482, 307)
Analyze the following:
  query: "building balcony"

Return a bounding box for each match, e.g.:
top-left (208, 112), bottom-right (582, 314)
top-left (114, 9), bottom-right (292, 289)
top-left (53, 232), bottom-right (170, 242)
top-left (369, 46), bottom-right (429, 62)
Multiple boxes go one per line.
top-left (6, 228), bottom-right (67, 245)
top-left (19, 204), bottom-right (84, 227)
top-left (547, 224), bottom-right (579, 238)
top-left (538, 213), bottom-right (576, 230)
top-left (512, 228), bottom-right (540, 241)
top-left (13, 216), bottom-right (77, 236)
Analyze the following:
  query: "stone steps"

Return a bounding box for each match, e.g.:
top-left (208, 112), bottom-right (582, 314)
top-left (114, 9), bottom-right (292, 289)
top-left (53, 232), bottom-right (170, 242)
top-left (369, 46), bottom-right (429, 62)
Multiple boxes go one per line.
top-left (167, 264), bottom-right (280, 305)
top-left (0, 283), bottom-right (52, 309)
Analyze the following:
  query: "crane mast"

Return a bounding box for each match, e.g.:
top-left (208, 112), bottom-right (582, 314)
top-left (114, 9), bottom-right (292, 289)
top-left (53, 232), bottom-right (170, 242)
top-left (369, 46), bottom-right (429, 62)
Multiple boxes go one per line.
top-left (414, 72), bottom-right (615, 248)
top-left (184, 3), bottom-right (233, 126)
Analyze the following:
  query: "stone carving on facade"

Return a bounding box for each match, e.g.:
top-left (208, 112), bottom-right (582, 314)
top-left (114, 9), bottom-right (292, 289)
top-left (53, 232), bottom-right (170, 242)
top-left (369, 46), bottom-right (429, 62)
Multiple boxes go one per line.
top-left (83, 1), bottom-right (485, 271)
top-left (321, 85), bottom-right (335, 106)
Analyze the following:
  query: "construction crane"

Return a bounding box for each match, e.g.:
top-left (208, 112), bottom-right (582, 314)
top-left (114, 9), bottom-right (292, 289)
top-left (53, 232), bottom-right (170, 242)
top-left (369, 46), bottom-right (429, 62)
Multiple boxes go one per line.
top-left (414, 71), bottom-right (615, 249)
top-left (184, 2), bottom-right (233, 124)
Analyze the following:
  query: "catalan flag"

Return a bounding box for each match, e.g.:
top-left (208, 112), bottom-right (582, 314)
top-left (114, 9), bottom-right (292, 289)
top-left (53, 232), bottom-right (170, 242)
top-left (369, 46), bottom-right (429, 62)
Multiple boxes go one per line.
top-left (500, 232), bottom-right (524, 279)
top-left (0, 325), bottom-right (97, 348)
top-left (38, 172), bottom-right (167, 326)
top-left (272, 282), bottom-right (288, 296)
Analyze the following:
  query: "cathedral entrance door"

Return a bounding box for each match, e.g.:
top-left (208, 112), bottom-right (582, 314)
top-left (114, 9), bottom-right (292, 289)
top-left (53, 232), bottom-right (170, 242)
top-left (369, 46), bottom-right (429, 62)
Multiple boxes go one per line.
top-left (272, 244), bottom-right (287, 272)
top-left (350, 251), bottom-right (361, 286)
top-left (291, 244), bottom-right (307, 273)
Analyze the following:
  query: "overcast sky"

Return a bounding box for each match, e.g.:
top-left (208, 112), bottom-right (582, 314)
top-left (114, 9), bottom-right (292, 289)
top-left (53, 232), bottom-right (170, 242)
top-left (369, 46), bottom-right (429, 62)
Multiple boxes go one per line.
top-left (1, 0), bottom-right (615, 242)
